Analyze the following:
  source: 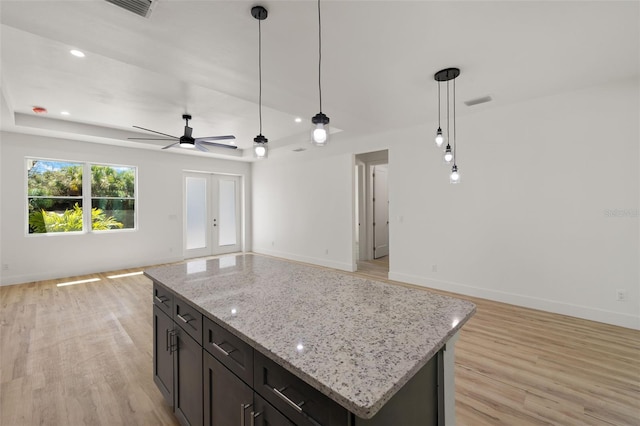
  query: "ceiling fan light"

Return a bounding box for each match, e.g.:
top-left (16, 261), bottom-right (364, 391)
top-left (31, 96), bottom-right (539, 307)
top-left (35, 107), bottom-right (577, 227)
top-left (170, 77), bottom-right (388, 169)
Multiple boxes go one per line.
top-left (179, 140), bottom-right (195, 148)
top-left (311, 112), bottom-right (330, 146)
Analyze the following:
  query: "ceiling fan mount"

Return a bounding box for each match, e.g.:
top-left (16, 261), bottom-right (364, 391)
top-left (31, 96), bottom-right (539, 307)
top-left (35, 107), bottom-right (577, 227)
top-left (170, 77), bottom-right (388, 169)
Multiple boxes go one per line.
top-left (129, 114), bottom-right (237, 152)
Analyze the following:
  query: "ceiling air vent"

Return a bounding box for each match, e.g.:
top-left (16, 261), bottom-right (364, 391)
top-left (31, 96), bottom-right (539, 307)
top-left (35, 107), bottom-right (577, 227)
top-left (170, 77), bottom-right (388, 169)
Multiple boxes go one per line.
top-left (464, 95), bottom-right (492, 107)
top-left (105, 0), bottom-right (154, 17)
top-left (292, 148), bottom-right (307, 152)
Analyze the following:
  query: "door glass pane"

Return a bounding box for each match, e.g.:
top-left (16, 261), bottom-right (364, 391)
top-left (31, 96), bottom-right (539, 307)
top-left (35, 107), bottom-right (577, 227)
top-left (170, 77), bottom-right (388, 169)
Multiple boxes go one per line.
top-left (218, 179), bottom-right (237, 246)
top-left (186, 177), bottom-right (207, 250)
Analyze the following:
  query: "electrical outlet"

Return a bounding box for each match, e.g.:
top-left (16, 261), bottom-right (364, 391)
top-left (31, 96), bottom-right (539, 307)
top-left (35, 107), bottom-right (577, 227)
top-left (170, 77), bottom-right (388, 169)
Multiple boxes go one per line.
top-left (1, 264), bottom-right (8, 271)
top-left (616, 289), bottom-right (627, 302)
top-left (271, 241), bottom-right (275, 247)
top-left (325, 249), bottom-right (329, 255)
top-left (432, 264), bottom-right (437, 273)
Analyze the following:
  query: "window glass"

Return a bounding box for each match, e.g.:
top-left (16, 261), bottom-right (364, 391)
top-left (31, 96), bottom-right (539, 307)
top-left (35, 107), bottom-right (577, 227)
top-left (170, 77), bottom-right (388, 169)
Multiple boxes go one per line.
top-left (27, 160), bottom-right (83, 233)
top-left (90, 165), bottom-right (136, 230)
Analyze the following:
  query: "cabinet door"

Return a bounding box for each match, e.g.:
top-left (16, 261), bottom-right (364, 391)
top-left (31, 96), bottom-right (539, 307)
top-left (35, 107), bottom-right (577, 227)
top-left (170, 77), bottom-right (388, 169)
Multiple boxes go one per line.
top-left (204, 350), bottom-right (253, 426)
top-left (153, 305), bottom-right (174, 406)
top-left (174, 327), bottom-right (203, 426)
top-left (253, 394), bottom-right (295, 426)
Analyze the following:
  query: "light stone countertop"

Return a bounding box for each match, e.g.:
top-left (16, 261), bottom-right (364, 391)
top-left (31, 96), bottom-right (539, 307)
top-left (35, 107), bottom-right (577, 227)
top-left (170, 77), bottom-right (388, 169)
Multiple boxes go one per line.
top-left (144, 253), bottom-right (476, 419)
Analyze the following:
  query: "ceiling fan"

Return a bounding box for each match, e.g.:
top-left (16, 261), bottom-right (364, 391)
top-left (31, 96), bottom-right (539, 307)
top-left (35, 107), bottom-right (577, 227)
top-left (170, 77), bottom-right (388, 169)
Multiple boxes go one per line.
top-left (129, 114), bottom-right (237, 152)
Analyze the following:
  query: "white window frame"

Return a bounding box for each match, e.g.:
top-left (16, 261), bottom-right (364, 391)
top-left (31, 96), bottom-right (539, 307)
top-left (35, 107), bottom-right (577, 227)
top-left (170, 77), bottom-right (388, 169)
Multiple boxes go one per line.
top-left (25, 157), bottom-right (138, 236)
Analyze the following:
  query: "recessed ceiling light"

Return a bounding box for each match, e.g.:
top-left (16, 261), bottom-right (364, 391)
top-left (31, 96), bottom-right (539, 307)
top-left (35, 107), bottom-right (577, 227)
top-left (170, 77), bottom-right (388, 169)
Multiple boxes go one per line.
top-left (294, 117), bottom-right (302, 123)
top-left (61, 111), bottom-right (70, 116)
top-left (70, 49), bottom-right (85, 58)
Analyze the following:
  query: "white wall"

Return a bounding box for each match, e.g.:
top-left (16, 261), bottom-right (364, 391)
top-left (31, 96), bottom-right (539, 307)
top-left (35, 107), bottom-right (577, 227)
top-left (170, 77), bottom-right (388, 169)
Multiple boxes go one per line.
top-left (252, 77), bottom-right (639, 329)
top-left (252, 153), bottom-right (354, 271)
top-left (0, 132), bottom-right (251, 285)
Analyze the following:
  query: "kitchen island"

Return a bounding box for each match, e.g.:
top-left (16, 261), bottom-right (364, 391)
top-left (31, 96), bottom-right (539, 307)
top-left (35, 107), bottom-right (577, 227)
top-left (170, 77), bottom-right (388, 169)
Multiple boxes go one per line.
top-left (145, 254), bottom-right (476, 426)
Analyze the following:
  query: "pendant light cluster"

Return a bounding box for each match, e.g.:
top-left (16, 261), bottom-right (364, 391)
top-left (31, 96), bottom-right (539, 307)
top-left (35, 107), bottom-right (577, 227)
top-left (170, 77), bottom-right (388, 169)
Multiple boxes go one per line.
top-left (251, 0), bottom-right (330, 159)
top-left (434, 68), bottom-right (461, 184)
top-left (252, 6), bottom-right (269, 159)
top-left (311, 0), bottom-right (329, 146)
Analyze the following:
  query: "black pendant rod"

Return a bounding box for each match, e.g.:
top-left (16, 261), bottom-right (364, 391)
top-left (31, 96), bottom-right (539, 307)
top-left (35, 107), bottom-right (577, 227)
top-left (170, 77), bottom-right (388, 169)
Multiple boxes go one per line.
top-left (453, 76), bottom-right (457, 165)
top-left (446, 79), bottom-right (450, 149)
top-left (437, 81), bottom-right (441, 128)
top-left (259, 17), bottom-right (263, 134)
top-left (318, 0), bottom-right (323, 113)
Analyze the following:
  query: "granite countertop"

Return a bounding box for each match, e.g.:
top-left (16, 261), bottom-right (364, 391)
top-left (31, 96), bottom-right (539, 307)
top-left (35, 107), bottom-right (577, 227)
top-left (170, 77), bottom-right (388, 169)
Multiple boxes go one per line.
top-left (144, 254), bottom-right (476, 419)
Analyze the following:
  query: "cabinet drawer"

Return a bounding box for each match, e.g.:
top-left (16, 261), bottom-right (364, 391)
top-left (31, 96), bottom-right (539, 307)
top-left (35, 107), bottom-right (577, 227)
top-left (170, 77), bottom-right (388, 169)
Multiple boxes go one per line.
top-left (153, 282), bottom-right (173, 316)
top-left (203, 317), bottom-right (254, 386)
top-left (254, 351), bottom-right (347, 426)
top-left (173, 296), bottom-right (202, 345)
top-left (253, 393), bottom-right (295, 426)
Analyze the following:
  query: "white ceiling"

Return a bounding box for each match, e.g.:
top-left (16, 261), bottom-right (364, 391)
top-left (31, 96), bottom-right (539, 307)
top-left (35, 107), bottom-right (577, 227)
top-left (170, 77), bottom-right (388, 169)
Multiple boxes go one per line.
top-left (1, 0), bottom-right (638, 161)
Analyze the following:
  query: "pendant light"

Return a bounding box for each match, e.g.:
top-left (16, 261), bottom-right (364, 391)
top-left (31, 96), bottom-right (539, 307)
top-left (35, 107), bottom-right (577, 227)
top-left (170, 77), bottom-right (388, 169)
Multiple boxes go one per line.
top-left (252, 6), bottom-right (268, 159)
top-left (434, 67), bottom-right (461, 183)
top-left (311, 0), bottom-right (330, 146)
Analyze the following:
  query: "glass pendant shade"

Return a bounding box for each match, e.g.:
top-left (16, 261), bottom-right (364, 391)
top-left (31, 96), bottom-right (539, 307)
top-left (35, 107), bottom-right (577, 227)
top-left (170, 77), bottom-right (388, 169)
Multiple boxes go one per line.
top-left (444, 145), bottom-right (453, 163)
top-left (450, 165), bottom-right (460, 184)
top-left (253, 134), bottom-right (268, 159)
top-left (435, 128), bottom-right (444, 147)
top-left (311, 112), bottom-right (330, 146)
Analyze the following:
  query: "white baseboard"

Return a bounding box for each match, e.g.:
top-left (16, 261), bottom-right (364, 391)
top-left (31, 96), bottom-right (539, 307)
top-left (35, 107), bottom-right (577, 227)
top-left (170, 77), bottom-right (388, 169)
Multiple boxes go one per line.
top-left (389, 271), bottom-right (640, 330)
top-left (252, 248), bottom-right (354, 272)
top-left (0, 255), bottom-right (184, 286)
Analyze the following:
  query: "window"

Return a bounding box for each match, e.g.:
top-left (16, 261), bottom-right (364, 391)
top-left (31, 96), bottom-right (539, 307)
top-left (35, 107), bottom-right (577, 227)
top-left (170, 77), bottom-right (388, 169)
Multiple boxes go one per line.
top-left (91, 165), bottom-right (135, 231)
top-left (27, 159), bottom-right (136, 234)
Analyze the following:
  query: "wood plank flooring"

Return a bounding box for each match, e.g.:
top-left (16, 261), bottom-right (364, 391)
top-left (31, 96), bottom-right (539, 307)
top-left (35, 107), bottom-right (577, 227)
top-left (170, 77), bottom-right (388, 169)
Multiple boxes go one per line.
top-left (1, 258), bottom-right (638, 425)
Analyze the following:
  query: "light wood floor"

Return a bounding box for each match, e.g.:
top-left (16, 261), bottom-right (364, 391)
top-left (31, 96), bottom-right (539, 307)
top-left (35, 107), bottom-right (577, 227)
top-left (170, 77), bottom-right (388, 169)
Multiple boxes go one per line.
top-left (1, 259), bottom-right (638, 426)
top-left (356, 256), bottom-right (389, 280)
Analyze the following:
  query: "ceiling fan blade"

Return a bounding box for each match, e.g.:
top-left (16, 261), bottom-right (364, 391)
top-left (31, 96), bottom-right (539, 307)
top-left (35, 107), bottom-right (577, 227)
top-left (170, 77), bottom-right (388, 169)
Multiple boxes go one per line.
top-left (195, 135), bottom-right (236, 142)
top-left (133, 126), bottom-right (178, 139)
top-left (194, 143), bottom-right (209, 152)
top-left (162, 142), bottom-right (180, 150)
top-left (185, 126), bottom-right (193, 138)
top-left (198, 141), bottom-right (239, 150)
top-left (128, 137), bottom-right (178, 141)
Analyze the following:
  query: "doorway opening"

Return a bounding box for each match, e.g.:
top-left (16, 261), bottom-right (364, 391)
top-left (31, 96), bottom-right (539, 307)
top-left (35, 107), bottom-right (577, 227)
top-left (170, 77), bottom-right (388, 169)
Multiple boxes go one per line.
top-left (354, 150), bottom-right (389, 279)
top-left (184, 172), bottom-right (244, 259)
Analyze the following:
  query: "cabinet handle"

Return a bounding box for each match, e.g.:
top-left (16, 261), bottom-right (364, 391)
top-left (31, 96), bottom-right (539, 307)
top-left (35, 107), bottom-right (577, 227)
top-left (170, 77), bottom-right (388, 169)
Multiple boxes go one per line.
top-left (273, 387), bottom-right (304, 413)
top-left (168, 330), bottom-right (177, 354)
top-left (154, 295), bottom-right (167, 304)
top-left (177, 313), bottom-right (193, 323)
top-left (240, 403), bottom-right (251, 426)
top-left (211, 341), bottom-right (236, 357)
top-left (251, 411), bottom-right (262, 426)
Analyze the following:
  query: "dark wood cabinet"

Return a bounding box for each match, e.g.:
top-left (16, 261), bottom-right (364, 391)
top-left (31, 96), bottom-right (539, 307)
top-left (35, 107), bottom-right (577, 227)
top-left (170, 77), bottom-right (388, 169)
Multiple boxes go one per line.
top-left (253, 351), bottom-right (347, 426)
top-left (204, 350), bottom-right (253, 426)
top-left (253, 394), bottom-right (295, 426)
top-left (153, 305), bottom-right (174, 406)
top-left (174, 327), bottom-right (203, 426)
top-left (153, 297), bottom-right (203, 426)
top-left (204, 349), bottom-right (296, 426)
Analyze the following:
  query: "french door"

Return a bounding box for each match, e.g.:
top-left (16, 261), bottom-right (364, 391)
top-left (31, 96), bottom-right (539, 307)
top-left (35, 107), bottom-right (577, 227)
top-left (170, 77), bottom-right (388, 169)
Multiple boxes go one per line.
top-left (184, 173), bottom-right (242, 258)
